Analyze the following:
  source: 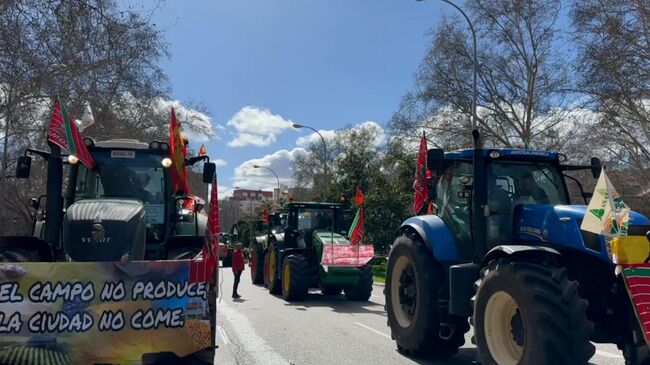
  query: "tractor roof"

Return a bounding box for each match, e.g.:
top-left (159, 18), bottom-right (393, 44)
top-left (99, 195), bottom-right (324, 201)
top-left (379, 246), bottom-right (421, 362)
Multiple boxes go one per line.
top-left (283, 201), bottom-right (343, 209)
top-left (89, 139), bottom-right (170, 155)
top-left (94, 139), bottom-right (149, 149)
top-left (444, 148), bottom-right (560, 161)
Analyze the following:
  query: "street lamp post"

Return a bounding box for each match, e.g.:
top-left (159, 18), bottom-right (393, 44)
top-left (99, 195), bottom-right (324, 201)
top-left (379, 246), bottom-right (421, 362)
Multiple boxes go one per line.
top-left (253, 165), bottom-right (280, 201)
top-left (418, 0), bottom-right (478, 146)
top-left (293, 123), bottom-right (328, 198)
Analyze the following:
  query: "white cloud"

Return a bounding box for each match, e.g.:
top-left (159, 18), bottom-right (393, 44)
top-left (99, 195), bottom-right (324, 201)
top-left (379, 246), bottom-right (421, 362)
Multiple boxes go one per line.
top-left (231, 148), bottom-right (307, 190)
top-left (226, 107), bottom-right (294, 147)
top-left (295, 121), bottom-right (385, 147)
top-left (213, 159), bottom-right (227, 167)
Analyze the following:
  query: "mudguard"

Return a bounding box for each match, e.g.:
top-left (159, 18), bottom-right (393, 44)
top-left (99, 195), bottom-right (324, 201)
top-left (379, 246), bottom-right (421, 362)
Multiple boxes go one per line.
top-left (398, 215), bottom-right (458, 262)
top-left (481, 245), bottom-right (561, 267)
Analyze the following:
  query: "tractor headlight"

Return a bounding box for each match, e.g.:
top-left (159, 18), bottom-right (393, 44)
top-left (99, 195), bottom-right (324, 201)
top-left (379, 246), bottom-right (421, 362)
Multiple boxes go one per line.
top-left (162, 157), bottom-right (172, 168)
top-left (160, 142), bottom-right (169, 151)
top-left (558, 153), bottom-right (567, 162)
top-left (489, 150), bottom-right (500, 159)
top-left (149, 141), bottom-right (160, 150)
top-left (67, 155), bottom-right (79, 165)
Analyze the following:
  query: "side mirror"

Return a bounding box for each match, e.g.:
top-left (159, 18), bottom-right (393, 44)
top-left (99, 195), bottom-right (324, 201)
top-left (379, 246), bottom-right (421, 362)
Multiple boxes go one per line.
top-left (590, 157), bottom-right (602, 179)
top-left (16, 155), bottom-right (32, 179)
top-left (203, 162), bottom-right (216, 183)
top-left (427, 148), bottom-right (445, 172)
top-left (195, 203), bottom-right (205, 211)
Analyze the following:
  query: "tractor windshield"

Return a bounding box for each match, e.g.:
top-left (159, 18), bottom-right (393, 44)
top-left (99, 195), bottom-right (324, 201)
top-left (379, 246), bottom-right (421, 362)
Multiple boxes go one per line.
top-left (487, 161), bottom-right (569, 209)
top-left (486, 161), bottom-right (568, 245)
top-left (73, 150), bottom-right (166, 204)
top-left (71, 150), bottom-right (168, 241)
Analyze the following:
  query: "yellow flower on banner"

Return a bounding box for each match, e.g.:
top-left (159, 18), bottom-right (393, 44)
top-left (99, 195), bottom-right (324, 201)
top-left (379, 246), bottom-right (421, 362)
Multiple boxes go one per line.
top-left (611, 236), bottom-right (650, 265)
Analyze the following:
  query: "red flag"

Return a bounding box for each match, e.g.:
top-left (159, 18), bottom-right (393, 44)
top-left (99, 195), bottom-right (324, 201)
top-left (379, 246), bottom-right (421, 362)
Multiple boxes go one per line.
top-left (198, 144), bottom-right (207, 156)
top-left (261, 209), bottom-right (270, 223)
top-left (48, 96), bottom-right (95, 169)
top-left (348, 207), bottom-right (365, 245)
top-left (204, 179), bottom-right (220, 258)
top-left (355, 186), bottom-right (365, 206)
top-left (169, 108), bottom-right (191, 195)
top-left (413, 132), bottom-right (429, 214)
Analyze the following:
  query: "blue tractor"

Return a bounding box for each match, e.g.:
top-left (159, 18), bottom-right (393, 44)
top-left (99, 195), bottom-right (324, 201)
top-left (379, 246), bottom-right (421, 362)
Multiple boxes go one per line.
top-left (385, 131), bottom-right (650, 365)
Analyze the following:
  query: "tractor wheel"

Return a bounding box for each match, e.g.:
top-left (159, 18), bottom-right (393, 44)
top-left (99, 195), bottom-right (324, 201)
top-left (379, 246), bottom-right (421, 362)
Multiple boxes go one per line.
top-left (473, 258), bottom-right (595, 365)
top-left (385, 233), bottom-right (468, 357)
top-left (250, 249), bottom-right (264, 285)
top-left (265, 247), bottom-right (281, 294)
top-left (281, 255), bottom-right (310, 301)
top-left (320, 284), bottom-right (342, 296)
top-left (344, 264), bottom-right (373, 301)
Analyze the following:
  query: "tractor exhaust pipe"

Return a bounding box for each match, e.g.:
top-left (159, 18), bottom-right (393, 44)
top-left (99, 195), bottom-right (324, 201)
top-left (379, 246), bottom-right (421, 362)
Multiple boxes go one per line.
top-left (472, 129), bottom-right (487, 264)
top-left (44, 143), bottom-right (64, 253)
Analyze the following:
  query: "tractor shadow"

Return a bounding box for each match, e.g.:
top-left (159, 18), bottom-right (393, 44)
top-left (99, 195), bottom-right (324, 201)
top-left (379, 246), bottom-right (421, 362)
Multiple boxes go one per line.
top-left (281, 290), bottom-right (386, 315)
top-left (401, 348), bottom-right (478, 365)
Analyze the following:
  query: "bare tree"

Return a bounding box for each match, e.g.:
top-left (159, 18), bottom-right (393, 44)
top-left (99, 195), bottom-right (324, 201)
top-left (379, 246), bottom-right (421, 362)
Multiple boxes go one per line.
top-left (0, 0), bottom-right (212, 235)
top-left (573, 0), bottom-right (650, 175)
top-left (390, 0), bottom-right (574, 150)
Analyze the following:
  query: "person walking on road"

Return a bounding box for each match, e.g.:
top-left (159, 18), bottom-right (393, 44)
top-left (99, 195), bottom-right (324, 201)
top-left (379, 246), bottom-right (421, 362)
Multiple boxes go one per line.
top-left (232, 243), bottom-right (245, 298)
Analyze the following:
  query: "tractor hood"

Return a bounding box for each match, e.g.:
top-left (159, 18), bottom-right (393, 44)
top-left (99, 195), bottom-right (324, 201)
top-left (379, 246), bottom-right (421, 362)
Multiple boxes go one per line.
top-left (63, 199), bottom-right (147, 261)
top-left (515, 204), bottom-right (650, 260)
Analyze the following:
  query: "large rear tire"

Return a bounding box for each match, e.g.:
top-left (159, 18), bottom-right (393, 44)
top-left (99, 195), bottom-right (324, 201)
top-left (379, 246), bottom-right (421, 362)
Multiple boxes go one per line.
top-left (473, 258), bottom-right (595, 365)
top-left (250, 249), bottom-right (264, 284)
top-left (344, 264), bottom-right (373, 301)
top-left (385, 233), bottom-right (468, 357)
top-left (281, 254), bottom-right (310, 301)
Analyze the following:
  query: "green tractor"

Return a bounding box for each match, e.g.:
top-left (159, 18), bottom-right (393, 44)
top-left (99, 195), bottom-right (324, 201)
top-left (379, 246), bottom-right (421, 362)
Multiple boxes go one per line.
top-left (253, 202), bottom-right (375, 302)
top-left (1, 137), bottom-right (218, 364)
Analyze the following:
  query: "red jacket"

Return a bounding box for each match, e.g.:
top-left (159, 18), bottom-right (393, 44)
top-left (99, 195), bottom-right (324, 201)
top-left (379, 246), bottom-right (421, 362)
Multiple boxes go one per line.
top-left (232, 249), bottom-right (245, 272)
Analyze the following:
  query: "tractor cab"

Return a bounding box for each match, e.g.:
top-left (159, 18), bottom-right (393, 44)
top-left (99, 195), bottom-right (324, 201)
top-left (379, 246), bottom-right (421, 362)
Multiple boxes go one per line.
top-left (283, 202), bottom-right (350, 250)
top-left (430, 149), bottom-right (578, 261)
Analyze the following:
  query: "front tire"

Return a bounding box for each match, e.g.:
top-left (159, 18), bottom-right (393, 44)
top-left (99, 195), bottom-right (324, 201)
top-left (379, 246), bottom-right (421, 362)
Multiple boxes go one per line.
top-left (385, 233), bottom-right (467, 357)
top-left (281, 255), bottom-right (310, 301)
top-left (473, 258), bottom-right (595, 365)
top-left (344, 264), bottom-right (373, 301)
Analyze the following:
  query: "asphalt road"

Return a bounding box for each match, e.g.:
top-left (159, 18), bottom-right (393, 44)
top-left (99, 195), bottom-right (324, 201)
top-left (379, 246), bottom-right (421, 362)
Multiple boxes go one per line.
top-left (215, 265), bottom-right (626, 365)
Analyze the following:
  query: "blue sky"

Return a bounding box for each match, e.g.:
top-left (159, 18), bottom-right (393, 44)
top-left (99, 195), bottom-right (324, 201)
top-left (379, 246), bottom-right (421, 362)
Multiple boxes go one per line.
top-left (147, 0), bottom-right (451, 197)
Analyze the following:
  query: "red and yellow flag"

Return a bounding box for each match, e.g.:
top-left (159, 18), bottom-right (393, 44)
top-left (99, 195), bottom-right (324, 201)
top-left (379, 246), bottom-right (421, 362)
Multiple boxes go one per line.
top-left (48, 96), bottom-right (96, 169)
top-left (198, 144), bottom-right (207, 157)
top-left (169, 108), bottom-right (191, 195)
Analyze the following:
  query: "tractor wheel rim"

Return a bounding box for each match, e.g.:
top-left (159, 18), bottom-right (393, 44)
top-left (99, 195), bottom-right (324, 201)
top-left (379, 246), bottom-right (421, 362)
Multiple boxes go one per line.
top-left (391, 256), bottom-right (415, 328)
top-left (484, 291), bottom-right (524, 365)
top-left (283, 262), bottom-right (290, 293)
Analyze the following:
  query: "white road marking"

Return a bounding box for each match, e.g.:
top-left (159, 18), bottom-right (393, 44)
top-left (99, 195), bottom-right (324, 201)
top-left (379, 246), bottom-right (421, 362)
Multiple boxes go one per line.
top-left (217, 325), bottom-right (230, 345)
top-left (594, 348), bottom-right (623, 359)
top-left (218, 300), bottom-right (289, 365)
top-left (354, 322), bottom-right (391, 340)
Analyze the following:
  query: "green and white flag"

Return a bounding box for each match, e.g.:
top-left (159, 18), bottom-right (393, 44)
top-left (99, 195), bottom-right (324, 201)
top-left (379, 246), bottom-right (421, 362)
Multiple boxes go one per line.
top-left (581, 167), bottom-right (630, 237)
